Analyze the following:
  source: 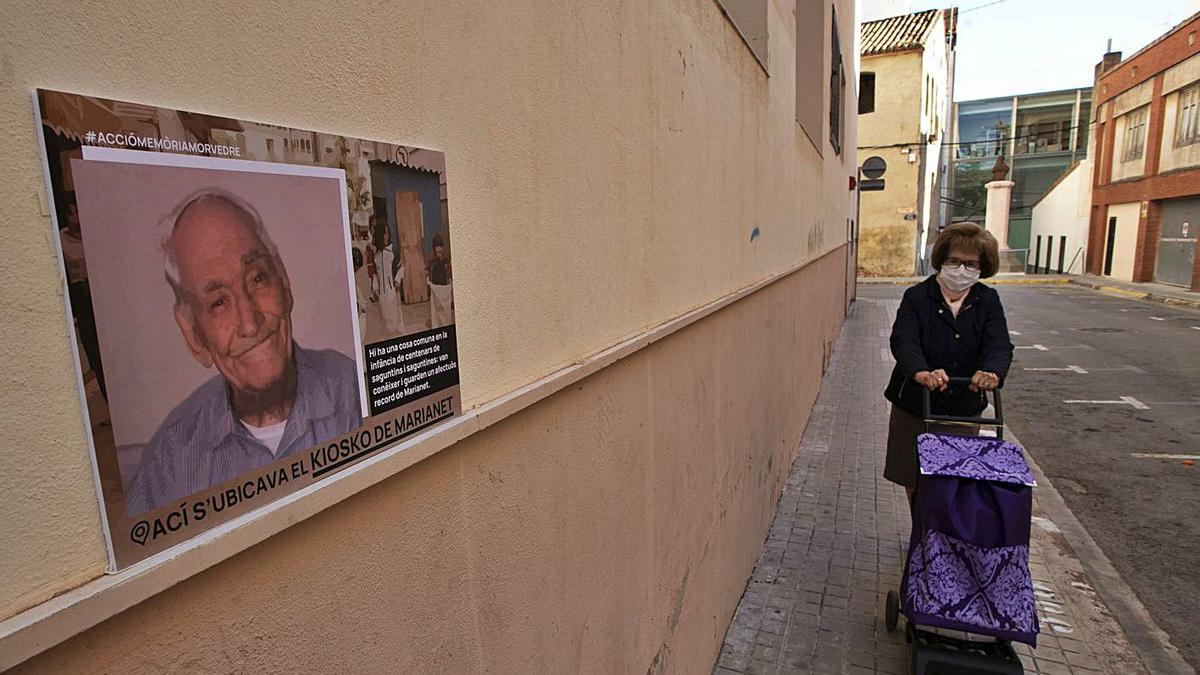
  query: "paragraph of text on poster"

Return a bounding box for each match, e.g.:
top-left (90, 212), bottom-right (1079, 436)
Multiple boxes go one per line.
top-left (365, 325), bottom-right (460, 415)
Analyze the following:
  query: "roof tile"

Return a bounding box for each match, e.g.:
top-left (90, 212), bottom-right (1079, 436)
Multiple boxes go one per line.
top-left (861, 9), bottom-right (940, 57)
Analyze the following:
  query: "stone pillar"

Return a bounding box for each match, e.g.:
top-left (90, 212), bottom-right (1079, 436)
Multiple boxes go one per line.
top-left (984, 180), bottom-right (1015, 250)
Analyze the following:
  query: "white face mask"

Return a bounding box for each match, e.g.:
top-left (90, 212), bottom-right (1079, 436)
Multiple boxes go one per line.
top-left (938, 264), bottom-right (980, 293)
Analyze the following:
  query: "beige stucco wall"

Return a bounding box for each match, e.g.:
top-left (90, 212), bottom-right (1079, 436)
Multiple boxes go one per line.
top-left (857, 52), bottom-right (921, 276)
top-left (13, 246), bottom-right (849, 675)
top-left (858, 52), bottom-right (923, 152)
top-left (1030, 160), bottom-right (1091, 273)
top-left (1163, 51), bottom-right (1200, 93)
top-left (1112, 80), bottom-right (1154, 118)
top-left (1, 0), bottom-right (857, 668)
top-left (1159, 88), bottom-right (1200, 173)
top-left (856, 13), bottom-right (949, 277)
top-left (858, 157), bottom-right (919, 276)
top-left (1105, 202), bottom-right (1142, 282)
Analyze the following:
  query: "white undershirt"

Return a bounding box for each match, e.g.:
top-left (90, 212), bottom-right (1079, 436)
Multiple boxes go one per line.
top-left (943, 292), bottom-right (966, 317)
top-left (243, 419), bottom-right (288, 456)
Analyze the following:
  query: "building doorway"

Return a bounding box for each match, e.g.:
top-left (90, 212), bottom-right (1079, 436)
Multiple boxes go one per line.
top-left (1104, 216), bottom-right (1117, 276)
top-left (1155, 198), bottom-right (1199, 287)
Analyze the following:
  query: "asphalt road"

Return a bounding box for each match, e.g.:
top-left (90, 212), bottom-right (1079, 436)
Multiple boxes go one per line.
top-left (859, 282), bottom-right (1200, 670)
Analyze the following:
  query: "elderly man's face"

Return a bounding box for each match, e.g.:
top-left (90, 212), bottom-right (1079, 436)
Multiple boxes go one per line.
top-left (172, 199), bottom-right (294, 395)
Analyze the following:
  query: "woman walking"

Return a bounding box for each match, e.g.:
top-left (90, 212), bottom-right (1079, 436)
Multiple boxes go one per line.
top-left (883, 223), bottom-right (1014, 497)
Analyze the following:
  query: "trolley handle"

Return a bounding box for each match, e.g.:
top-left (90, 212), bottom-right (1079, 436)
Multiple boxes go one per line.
top-left (921, 375), bottom-right (1004, 430)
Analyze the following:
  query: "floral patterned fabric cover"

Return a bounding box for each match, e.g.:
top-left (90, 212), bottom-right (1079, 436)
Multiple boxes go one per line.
top-left (917, 433), bottom-right (1035, 486)
top-left (900, 433), bottom-right (1039, 646)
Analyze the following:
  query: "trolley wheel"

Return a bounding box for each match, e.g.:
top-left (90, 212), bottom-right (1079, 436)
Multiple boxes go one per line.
top-left (885, 590), bottom-right (900, 632)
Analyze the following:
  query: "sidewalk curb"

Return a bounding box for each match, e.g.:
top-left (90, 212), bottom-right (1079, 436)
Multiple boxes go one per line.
top-left (1006, 427), bottom-right (1195, 675)
top-left (1066, 278), bottom-right (1200, 310)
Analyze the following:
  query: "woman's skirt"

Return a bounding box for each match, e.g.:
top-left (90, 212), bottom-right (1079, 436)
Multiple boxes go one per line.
top-left (884, 404), bottom-right (978, 489)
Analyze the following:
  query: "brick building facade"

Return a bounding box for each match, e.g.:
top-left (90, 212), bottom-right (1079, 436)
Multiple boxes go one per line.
top-left (1088, 12), bottom-right (1200, 290)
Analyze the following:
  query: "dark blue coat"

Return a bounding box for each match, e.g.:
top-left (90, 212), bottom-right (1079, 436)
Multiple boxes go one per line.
top-left (884, 275), bottom-right (1014, 418)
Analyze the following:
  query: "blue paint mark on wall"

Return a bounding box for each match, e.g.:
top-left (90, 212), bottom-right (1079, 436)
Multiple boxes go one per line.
top-left (750, 226), bottom-right (760, 242)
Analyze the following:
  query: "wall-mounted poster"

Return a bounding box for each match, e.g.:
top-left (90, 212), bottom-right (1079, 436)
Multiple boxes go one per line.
top-left (35, 90), bottom-right (460, 569)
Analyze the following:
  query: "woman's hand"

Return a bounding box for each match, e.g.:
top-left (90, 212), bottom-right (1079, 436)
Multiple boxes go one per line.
top-left (914, 369), bottom-right (950, 391)
top-left (970, 370), bottom-right (1000, 392)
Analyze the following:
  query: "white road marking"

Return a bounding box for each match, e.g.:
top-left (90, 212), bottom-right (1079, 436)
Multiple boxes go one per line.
top-left (1118, 393), bottom-right (1147, 410)
top-left (1121, 396), bottom-right (1150, 409)
top-left (1131, 453), bottom-right (1200, 460)
top-left (1063, 397), bottom-right (1150, 409)
top-left (1023, 365), bottom-right (1088, 373)
top-left (1085, 365), bottom-right (1148, 374)
top-left (1193, 326), bottom-right (1200, 332)
top-left (1015, 344), bottom-right (1049, 351)
top-left (1009, 330), bottom-right (1022, 336)
top-left (1150, 316), bottom-right (1165, 321)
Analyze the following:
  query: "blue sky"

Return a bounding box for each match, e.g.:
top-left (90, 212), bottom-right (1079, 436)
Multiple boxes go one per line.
top-left (860, 0), bottom-right (1199, 101)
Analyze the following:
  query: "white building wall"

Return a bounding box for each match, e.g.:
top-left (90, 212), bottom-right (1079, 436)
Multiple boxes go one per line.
top-left (1105, 201), bottom-right (1142, 282)
top-left (1030, 160), bottom-right (1091, 273)
top-left (917, 13), bottom-right (949, 268)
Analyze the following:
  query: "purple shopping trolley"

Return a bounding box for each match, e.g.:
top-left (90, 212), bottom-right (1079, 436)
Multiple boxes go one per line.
top-left (885, 377), bottom-right (1038, 675)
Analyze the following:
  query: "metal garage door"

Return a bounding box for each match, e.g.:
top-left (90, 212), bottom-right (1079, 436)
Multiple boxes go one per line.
top-left (1156, 198), bottom-right (1199, 287)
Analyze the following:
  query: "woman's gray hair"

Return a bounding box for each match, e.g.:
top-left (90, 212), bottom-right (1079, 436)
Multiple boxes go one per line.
top-left (162, 188), bottom-right (287, 314)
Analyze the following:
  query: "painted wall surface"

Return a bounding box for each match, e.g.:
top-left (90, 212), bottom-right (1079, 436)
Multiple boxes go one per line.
top-left (0, 0), bottom-right (858, 665)
top-left (856, 13), bottom-right (949, 277)
top-left (858, 52), bottom-right (923, 146)
top-left (1106, 202), bottom-right (1142, 281)
top-left (1112, 80), bottom-right (1154, 118)
top-left (1031, 160), bottom-right (1091, 273)
top-left (1159, 90), bottom-right (1200, 173)
top-left (858, 158), bottom-right (919, 277)
top-left (857, 52), bottom-right (921, 276)
top-left (13, 248), bottom-right (848, 675)
top-left (916, 17), bottom-right (949, 270)
top-left (1163, 51), bottom-right (1200, 94)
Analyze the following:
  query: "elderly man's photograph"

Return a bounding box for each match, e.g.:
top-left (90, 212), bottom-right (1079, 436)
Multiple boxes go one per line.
top-left (126, 190), bottom-right (362, 514)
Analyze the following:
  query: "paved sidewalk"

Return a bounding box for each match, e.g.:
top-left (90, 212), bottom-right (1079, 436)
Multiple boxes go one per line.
top-left (712, 296), bottom-right (1158, 675)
